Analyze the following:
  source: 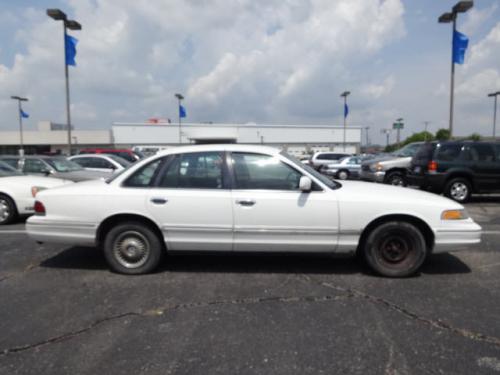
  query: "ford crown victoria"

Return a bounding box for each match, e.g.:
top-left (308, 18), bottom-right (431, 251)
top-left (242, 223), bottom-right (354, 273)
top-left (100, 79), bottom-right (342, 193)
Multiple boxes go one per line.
top-left (27, 145), bottom-right (481, 277)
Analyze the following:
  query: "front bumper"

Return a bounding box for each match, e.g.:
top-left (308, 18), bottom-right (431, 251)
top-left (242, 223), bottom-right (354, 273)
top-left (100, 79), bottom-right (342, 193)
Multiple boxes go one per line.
top-left (360, 170), bottom-right (385, 183)
top-left (432, 220), bottom-right (482, 253)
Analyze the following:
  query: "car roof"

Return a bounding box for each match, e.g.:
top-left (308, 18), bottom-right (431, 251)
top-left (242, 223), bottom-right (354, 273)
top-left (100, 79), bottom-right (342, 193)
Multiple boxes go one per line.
top-left (154, 144), bottom-right (281, 157)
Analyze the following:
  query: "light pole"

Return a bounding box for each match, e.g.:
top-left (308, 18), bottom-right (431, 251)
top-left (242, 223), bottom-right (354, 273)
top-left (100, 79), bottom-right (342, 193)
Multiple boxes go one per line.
top-left (488, 91), bottom-right (500, 139)
top-left (364, 126), bottom-right (370, 146)
top-left (10, 96), bottom-right (29, 156)
top-left (438, 1), bottom-right (473, 138)
top-left (340, 91), bottom-right (350, 151)
top-left (381, 129), bottom-right (392, 147)
top-left (175, 93), bottom-right (184, 144)
top-left (394, 118), bottom-right (404, 146)
top-left (423, 121), bottom-right (431, 141)
top-left (47, 9), bottom-right (81, 155)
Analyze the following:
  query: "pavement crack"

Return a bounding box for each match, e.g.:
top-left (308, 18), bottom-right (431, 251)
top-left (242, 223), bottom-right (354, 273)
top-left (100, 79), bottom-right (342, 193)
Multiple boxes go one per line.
top-left (301, 275), bottom-right (500, 348)
top-left (0, 293), bottom-right (350, 356)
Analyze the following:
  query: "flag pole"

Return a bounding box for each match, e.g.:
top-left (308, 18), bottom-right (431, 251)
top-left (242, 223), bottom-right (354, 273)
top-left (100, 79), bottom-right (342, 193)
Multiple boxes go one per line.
top-left (449, 15), bottom-right (456, 139)
top-left (18, 101), bottom-right (24, 156)
top-left (63, 23), bottom-right (73, 155)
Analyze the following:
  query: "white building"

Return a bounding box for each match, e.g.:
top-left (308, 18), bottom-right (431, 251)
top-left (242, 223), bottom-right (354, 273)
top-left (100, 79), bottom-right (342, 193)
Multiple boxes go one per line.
top-left (112, 122), bottom-right (362, 156)
top-left (0, 121), bottom-right (362, 156)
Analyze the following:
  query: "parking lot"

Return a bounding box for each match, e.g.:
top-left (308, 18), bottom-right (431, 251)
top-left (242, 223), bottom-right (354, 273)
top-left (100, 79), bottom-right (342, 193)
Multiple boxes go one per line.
top-left (0, 196), bottom-right (500, 374)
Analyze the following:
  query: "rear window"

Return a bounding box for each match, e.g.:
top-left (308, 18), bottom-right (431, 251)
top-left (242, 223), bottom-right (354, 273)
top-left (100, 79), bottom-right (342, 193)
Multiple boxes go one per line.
top-left (413, 143), bottom-right (435, 162)
top-left (435, 144), bottom-right (462, 162)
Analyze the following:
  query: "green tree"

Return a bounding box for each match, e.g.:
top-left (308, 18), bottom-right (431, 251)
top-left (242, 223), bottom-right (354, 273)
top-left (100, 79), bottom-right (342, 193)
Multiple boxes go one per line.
top-left (435, 128), bottom-right (451, 140)
top-left (465, 133), bottom-right (481, 141)
top-left (402, 131), bottom-right (434, 145)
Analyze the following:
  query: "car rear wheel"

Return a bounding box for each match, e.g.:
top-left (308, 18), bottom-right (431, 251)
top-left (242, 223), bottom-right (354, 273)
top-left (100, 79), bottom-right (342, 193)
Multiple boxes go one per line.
top-left (103, 222), bottom-right (164, 274)
top-left (385, 171), bottom-right (406, 187)
top-left (363, 221), bottom-right (427, 277)
top-left (336, 170), bottom-right (349, 180)
top-left (0, 194), bottom-right (17, 225)
top-left (444, 178), bottom-right (471, 203)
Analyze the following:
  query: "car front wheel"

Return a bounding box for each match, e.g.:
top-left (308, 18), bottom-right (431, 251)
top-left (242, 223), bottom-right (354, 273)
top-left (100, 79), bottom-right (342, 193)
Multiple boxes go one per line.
top-left (385, 171), bottom-right (406, 186)
top-left (0, 194), bottom-right (17, 225)
top-left (363, 221), bottom-right (427, 277)
top-left (103, 222), bottom-right (164, 274)
top-left (444, 178), bottom-right (471, 203)
top-left (336, 170), bottom-right (349, 180)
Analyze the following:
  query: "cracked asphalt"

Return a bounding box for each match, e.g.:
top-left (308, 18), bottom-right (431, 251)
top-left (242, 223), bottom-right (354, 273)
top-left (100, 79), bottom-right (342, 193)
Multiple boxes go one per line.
top-left (1, 196), bottom-right (500, 374)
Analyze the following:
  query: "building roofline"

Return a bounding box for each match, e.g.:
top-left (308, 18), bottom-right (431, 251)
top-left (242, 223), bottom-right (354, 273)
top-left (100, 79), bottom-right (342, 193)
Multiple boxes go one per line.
top-left (112, 122), bottom-right (363, 129)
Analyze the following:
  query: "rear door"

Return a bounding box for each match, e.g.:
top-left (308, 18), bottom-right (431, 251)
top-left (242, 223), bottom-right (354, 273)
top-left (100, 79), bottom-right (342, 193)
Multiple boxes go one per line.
top-left (146, 151), bottom-right (233, 251)
top-left (467, 143), bottom-right (497, 191)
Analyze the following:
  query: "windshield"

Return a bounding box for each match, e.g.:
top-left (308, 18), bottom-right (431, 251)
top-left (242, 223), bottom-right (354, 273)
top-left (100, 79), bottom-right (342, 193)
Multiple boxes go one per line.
top-left (393, 143), bottom-right (421, 157)
top-left (107, 155), bottom-right (132, 168)
top-left (280, 151), bottom-right (339, 189)
top-left (0, 161), bottom-right (23, 177)
top-left (45, 158), bottom-right (84, 172)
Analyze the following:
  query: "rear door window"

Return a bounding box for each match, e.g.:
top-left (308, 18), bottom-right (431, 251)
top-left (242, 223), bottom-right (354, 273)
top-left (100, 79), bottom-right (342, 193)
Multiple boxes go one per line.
top-left (435, 144), bottom-right (462, 162)
top-left (123, 159), bottom-right (162, 187)
top-left (470, 144), bottom-right (495, 162)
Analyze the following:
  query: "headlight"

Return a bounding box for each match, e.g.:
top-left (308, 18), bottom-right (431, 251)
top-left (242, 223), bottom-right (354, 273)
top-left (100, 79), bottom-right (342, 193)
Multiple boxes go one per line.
top-left (441, 209), bottom-right (469, 220)
top-left (371, 163), bottom-right (384, 172)
top-left (31, 186), bottom-right (47, 198)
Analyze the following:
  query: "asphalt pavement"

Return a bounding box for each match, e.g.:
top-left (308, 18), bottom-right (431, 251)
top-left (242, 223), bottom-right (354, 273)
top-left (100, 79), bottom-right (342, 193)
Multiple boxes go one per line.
top-left (1, 195), bottom-right (500, 374)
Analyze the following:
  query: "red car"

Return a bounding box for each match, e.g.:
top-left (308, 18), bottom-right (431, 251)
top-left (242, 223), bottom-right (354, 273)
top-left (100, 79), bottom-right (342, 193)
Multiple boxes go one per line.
top-left (78, 148), bottom-right (143, 163)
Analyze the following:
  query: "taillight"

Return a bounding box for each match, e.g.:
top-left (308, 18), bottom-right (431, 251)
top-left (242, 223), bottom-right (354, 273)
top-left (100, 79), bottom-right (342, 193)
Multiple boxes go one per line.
top-left (428, 160), bottom-right (438, 173)
top-left (34, 201), bottom-right (46, 216)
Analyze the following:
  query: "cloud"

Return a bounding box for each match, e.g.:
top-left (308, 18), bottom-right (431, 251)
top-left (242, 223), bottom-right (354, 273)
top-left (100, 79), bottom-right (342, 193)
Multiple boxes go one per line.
top-left (462, 3), bottom-right (499, 35)
top-left (361, 76), bottom-right (395, 99)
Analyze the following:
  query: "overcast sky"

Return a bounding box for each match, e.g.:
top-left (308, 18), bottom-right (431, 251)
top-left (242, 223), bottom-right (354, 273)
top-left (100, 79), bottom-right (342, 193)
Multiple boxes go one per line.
top-left (0, 0), bottom-right (499, 144)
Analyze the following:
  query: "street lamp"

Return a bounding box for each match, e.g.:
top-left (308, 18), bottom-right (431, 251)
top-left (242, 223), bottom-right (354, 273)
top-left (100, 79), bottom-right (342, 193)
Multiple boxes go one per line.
top-left (364, 126), bottom-right (370, 146)
top-left (340, 91), bottom-right (350, 151)
top-left (175, 93), bottom-right (184, 144)
top-left (381, 129), bottom-right (392, 147)
top-left (438, 1), bottom-right (473, 138)
top-left (47, 8), bottom-right (82, 155)
top-left (10, 96), bottom-right (29, 156)
top-left (488, 91), bottom-right (500, 139)
top-left (423, 121), bottom-right (431, 141)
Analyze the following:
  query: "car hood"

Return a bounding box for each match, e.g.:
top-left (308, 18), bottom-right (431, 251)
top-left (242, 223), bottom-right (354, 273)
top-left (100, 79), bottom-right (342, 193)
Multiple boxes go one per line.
top-left (335, 180), bottom-right (463, 210)
top-left (362, 154), bottom-right (409, 165)
top-left (56, 170), bottom-right (111, 182)
top-left (1, 175), bottom-right (72, 187)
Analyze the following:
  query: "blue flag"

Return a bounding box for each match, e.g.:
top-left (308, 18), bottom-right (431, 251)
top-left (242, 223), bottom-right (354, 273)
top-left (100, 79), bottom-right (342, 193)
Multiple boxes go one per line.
top-left (453, 30), bottom-right (468, 65)
top-left (20, 109), bottom-right (29, 118)
top-left (65, 34), bottom-right (78, 66)
top-left (179, 105), bottom-right (187, 118)
top-left (344, 103), bottom-right (349, 119)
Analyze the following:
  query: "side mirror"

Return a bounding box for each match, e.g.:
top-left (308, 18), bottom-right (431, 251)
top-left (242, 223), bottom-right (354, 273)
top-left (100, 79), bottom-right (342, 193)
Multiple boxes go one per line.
top-left (299, 176), bottom-right (312, 192)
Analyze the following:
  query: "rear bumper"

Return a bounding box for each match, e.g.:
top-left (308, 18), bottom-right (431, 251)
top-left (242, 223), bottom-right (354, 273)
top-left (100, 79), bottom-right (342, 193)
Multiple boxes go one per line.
top-left (26, 216), bottom-right (97, 246)
top-left (433, 221), bottom-right (482, 253)
top-left (360, 170), bottom-right (385, 183)
top-left (407, 172), bottom-right (446, 192)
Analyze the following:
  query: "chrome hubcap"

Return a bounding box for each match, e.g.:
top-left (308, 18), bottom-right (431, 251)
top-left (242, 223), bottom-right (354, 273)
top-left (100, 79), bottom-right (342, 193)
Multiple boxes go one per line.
top-left (113, 231), bottom-right (150, 268)
top-left (338, 172), bottom-right (348, 180)
top-left (390, 176), bottom-right (404, 186)
top-left (0, 199), bottom-right (10, 223)
top-left (450, 182), bottom-right (468, 201)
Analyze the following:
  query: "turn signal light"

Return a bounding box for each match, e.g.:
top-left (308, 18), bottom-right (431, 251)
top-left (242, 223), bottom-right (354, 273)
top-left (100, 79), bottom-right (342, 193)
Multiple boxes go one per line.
top-left (441, 209), bottom-right (468, 220)
top-left (428, 160), bottom-right (438, 173)
top-left (34, 201), bottom-right (46, 216)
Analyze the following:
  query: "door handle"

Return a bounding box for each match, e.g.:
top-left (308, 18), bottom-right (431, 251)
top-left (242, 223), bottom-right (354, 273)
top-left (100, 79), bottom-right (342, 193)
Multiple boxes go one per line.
top-left (150, 197), bottom-right (168, 205)
top-left (236, 199), bottom-right (256, 206)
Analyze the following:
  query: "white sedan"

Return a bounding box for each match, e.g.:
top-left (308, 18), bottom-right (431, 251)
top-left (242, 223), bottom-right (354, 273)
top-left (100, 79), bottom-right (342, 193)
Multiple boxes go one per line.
top-left (68, 154), bottom-right (131, 174)
top-left (27, 145), bottom-right (481, 277)
top-left (0, 161), bottom-right (71, 225)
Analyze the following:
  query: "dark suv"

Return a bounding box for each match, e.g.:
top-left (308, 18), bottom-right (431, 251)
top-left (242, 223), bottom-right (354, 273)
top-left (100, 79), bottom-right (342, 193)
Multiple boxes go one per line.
top-left (408, 141), bottom-right (500, 203)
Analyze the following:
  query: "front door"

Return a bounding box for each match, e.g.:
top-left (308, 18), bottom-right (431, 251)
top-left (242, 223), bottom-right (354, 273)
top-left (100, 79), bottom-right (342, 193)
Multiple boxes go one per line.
top-left (147, 151), bottom-right (233, 251)
top-left (230, 152), bottom-right (339, 252)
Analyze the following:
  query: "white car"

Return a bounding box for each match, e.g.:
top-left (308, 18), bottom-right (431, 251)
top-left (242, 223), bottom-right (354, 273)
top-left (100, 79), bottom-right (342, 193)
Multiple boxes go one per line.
top-left (27, 145), bottom-right (481, 277)
top-left (69, 154), bottom-right (131, 174)
top-left (0, 161), bottom-right (72, 225)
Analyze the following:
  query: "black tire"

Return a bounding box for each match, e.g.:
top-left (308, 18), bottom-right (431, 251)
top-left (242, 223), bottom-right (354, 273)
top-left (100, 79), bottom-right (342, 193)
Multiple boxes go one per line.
top-left (385, 171), bottom-right (406, 186)
top-left (336, 170), bottom-right (349, 180)
top-left (0, 194), bottom-right (17, 225)
top-left (444, 177), bottom-right (472, 203)
top-left (103, 221), bottom-right (164, 275)
top-left (363, 221), bottom-right (427, 277)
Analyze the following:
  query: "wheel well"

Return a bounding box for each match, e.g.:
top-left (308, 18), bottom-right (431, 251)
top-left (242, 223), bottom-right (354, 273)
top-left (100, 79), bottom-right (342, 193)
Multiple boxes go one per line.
top-left (444, 173), bottom-right (475, 192)
top-left (96, 214), bottom-right (165, 248)
top-left (0, 192), bottom-right (18, 214)
top-left (356, 214), bottom-right (434, 255)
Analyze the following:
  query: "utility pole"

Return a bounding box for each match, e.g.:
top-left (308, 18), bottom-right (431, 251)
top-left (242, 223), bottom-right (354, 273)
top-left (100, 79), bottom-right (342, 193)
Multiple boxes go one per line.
top-left (488, 91), bottom-right (499, 139)
top-left (423, 121), bottom-right (431, 141)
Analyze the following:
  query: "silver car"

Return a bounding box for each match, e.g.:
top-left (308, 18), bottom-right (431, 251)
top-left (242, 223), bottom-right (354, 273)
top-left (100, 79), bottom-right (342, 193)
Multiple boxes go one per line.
top-left (321, 156), bottom-right (363, 180)
top-left (0, 155), bottom-right (111, 182)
